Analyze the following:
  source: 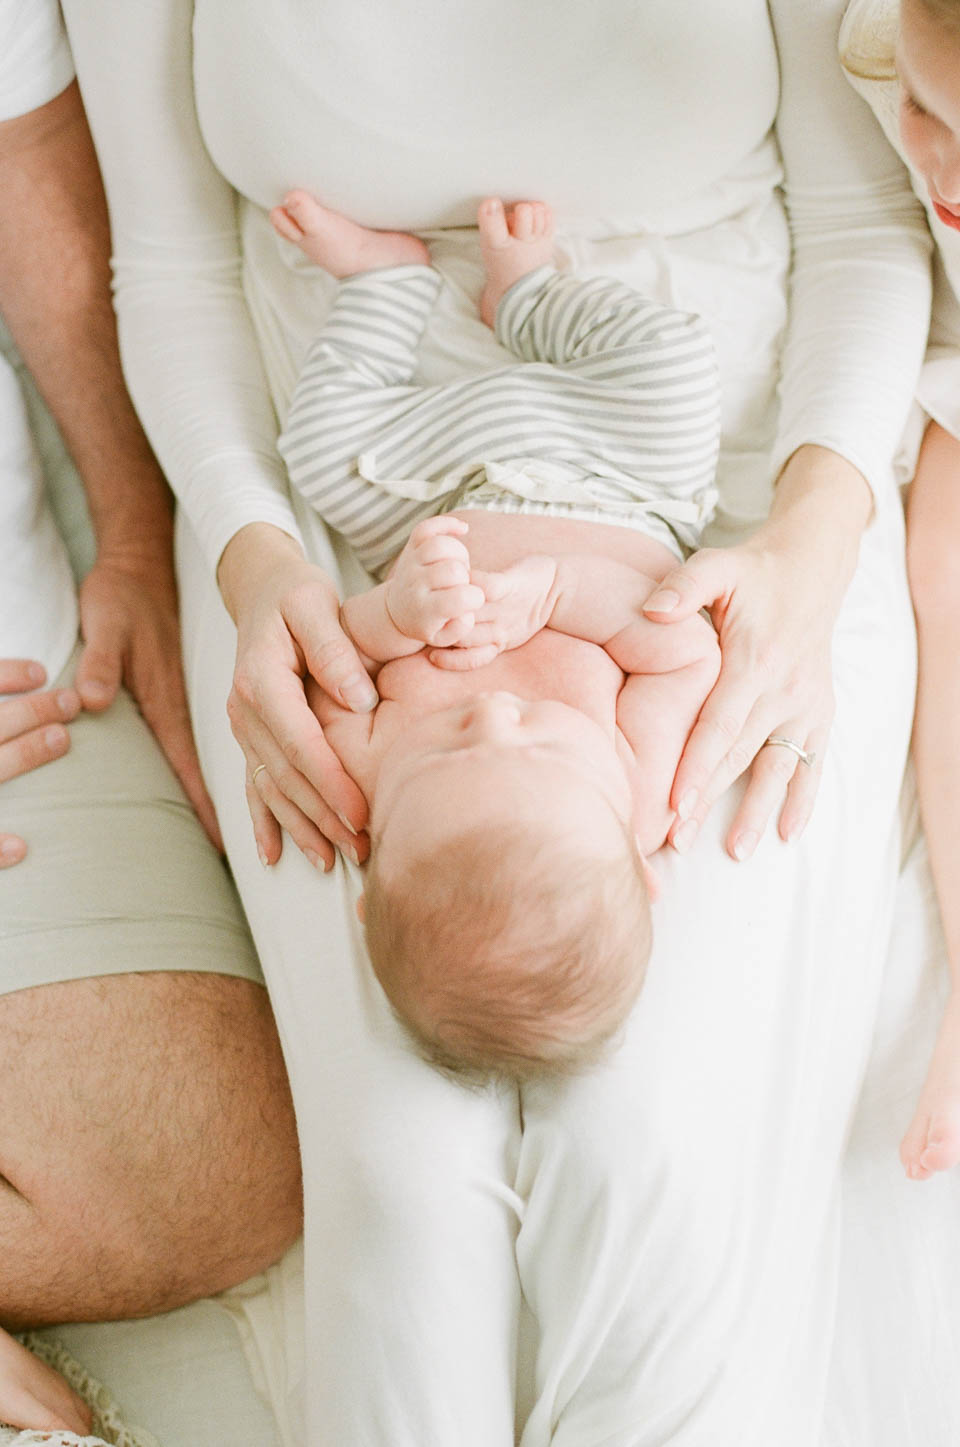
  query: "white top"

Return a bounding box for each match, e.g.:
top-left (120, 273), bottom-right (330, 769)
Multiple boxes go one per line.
top-left (841, 0), bottom-right (960, 449)
top-left (0, 0), bottom-right (73, 123)
top-left (62, 0), bottom-right (933, 575)
top-left (0, 0), bottom-right (78, 683)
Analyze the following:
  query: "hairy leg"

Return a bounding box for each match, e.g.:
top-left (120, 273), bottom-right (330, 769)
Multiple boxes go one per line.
top-left (0, 972), bottom-right (301, 1328)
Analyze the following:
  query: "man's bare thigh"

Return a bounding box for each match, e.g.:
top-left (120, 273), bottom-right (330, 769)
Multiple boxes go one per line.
top-left (0, 971), bottom-right (302, 1327)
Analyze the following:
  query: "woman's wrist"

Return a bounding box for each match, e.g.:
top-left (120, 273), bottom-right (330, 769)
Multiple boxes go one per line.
top-left (751, 444), bottom-right (873, 601)
top-left (217, 522), bottom-right (310, 623)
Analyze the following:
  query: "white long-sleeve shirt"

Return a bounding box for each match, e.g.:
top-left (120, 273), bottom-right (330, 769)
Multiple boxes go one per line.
top-left (62, 0), bottom-right (933, 575)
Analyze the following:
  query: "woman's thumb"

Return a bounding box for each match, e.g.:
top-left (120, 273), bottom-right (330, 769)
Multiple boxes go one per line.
top-left (642, 550), bottom-right (727, 621)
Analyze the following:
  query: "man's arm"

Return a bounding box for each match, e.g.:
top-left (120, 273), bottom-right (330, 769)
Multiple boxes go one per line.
top-left (0, 81), bottom-right (219, 844)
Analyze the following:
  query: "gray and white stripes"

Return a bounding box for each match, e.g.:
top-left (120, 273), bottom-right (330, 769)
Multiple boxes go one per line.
top-left (279, 264), bottom-right (720, 575)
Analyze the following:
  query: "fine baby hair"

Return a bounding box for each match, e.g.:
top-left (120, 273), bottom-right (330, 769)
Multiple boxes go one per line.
top-left (363, 819), bottom-right (651, 1083)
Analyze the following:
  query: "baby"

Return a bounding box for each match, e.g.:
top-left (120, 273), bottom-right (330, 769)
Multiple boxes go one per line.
top-left (271, 193), bottom-right (721, 1079)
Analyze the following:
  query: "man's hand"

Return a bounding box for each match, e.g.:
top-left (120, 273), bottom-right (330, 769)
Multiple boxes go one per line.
top-left (384, 517), bottom-right (486, 646)
top-left (0, 660), bottom-right (80, 867)
top-left (77, 549), bottom-right (222, 851)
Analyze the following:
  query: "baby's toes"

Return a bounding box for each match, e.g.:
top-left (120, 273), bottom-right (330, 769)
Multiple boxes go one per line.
top-left (512, 202), bottom-right (534, 240)
top-left (280, 188), bottom-right (325, 235)
top-left (270, 205), bottom-right (304, 243)
top-left (478, 196), bottom-right (510, 247)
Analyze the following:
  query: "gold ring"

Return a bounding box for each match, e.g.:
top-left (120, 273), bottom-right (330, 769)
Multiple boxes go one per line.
top-left (251, 763), bottom-right (268, 785)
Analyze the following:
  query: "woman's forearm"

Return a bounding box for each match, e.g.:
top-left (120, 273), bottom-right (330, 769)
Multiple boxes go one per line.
top-left (755, 443), bottom-right (873, 601)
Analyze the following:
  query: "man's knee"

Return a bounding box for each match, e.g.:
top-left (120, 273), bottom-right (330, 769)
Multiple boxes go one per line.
top-left (0, 972), bottom-right (302, 1326)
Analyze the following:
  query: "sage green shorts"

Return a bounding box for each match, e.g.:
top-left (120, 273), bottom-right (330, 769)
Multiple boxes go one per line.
top-left (0, 646), bottom-right (263, 995)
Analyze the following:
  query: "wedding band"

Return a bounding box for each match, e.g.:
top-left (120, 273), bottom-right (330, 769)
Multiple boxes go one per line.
top-left (251, 763), bottom-right (268, 785)
top-left (764, 735), bottom-right (816, 768)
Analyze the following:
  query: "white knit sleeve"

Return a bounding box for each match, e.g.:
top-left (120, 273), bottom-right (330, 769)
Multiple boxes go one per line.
top-left (60, 0), bottom-right (302, 574)
top-left (769, 0), bottom-right (932, 503)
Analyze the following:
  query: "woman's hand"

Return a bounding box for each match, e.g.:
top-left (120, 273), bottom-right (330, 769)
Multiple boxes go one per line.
top-left (0, 1327), bottom-right (92, 1435)
top-left (642, 446), bottom-right (872, 860)
top-left (219, 523), bottom-right (376, 871)
top-left (0, 660), bottom-right (80, 868)
top-left (77, 547), bottom-right (222, 850)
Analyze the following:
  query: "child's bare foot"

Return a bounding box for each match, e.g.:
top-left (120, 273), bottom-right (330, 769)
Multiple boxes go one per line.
top-left (900, 994), bottom-right (960, 1179)
top-left (270, 190), bottom-right (430, 278)
top-left (478, 197), bottom-right (555, 328)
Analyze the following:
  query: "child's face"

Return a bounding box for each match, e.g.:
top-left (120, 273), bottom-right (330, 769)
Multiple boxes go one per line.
top-left (898, 0), bottom-right (960, 229)
top-left (371, 691), bottom-right (633, 871)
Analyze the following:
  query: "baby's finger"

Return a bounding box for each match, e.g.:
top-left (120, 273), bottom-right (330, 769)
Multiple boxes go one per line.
top-left (431, 614), bottom-right (476, 646)
top-left (409, 515), bottom-right (469, 543)
top-left (415, 535), bottom-right (471, 569)
top-left (424, 584), bottom-right (486, 623)
top-left (422, 558), bottom-right (472, 590)
top-left (469, 569), bottom-right (510, 602)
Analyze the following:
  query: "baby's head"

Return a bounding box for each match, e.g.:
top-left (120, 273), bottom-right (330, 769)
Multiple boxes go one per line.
top-left (362, 692), bottom-right (653, 1082)
top-left (897, 0), bottom-right (960, 221)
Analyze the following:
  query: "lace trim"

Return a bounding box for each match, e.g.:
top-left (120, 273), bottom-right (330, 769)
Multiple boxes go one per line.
top-left (0, 1335), bottom-right (160, 1447)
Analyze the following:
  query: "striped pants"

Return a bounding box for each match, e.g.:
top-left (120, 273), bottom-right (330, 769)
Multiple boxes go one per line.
top-left (278, 264), bottom-right (720, 575)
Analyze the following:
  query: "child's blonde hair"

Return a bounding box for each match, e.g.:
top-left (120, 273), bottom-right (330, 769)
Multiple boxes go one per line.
top-left (364, 821), bottom-right (651, 1083)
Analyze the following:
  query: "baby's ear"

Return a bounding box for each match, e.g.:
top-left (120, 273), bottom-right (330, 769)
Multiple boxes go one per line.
top-left (637, 849), bottom-right (661, 902)
top-left (355, 894), bottom-right (367, 925)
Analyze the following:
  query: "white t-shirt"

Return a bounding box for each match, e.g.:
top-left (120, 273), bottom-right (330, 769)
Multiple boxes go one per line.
top-left (0, 0), bottom-right (78, 685)
top-left (61, 0), bottom-right (933, 575)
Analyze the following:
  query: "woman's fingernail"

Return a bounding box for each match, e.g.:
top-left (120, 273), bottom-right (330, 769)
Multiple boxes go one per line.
top-left (343, 841), bottom-right (361, 867)
top-left (645, 589), bottom-right (679, 614)
top-left (336, 810), bottom-right (359, 836)
top-left (305, 848), bottom-right (332, 873)
top-left (257, 844), bottom-right (270, 868)
top-left (56, 689), bottom-right (79, 717)
top-left (672, 819), bottom-right (698, 854)
top-left (84, 680), bottom-right (112, 701)
top-left (340, 675), bottom-right (378, 712)
top-left (676, 788), bottom-right (699, 821)
top-left (27, 662), bottom-right (46, 685)
top-left (44, 725), bottom-right (68, 751)
top-left (733, 830), bottom-right (759, 862)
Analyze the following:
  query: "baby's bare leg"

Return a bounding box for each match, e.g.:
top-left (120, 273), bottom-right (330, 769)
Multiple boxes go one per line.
top-left (477, 196), bottom-right (555, 327)
top-left (270, 191), bottom-right (429, 275)
top-left (0, 973), bottom-right (301, 1327)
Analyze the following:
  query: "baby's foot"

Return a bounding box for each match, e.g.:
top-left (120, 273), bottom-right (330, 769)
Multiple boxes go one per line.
top-left (270, 190), bottom-right (430, 278)
top-left (478, 197), bottom-right (555, 328)
top-left (900, 995), bottom-right (960, 1179)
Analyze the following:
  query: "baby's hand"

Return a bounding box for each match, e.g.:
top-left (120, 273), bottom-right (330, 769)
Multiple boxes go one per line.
top-left (429, 554), bottom-right (558, 671)
top-left (385, 516), bottom-right (486, 647)
top-left (0, 1327), bottom-right (93, 1434)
